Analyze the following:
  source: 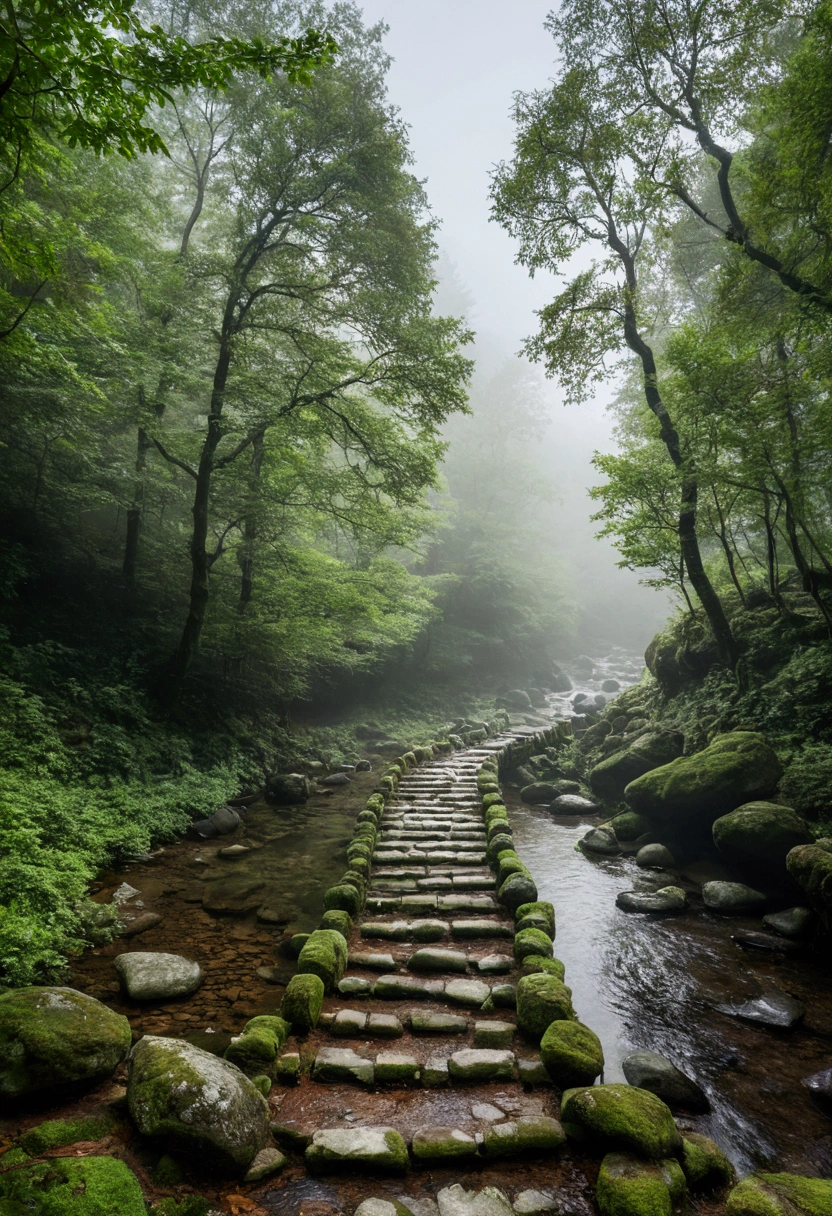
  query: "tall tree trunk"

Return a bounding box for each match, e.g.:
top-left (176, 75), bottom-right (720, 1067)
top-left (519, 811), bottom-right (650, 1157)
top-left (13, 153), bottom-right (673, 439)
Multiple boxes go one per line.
top-left (123, 424), bottom-right (151, 583)
top-left (159, 328), bottom-right (233, 700)
top-left (770, 470), bottom-right (832, 630)
top-left (761, 491), bottom-right (783, 607)
top-left (238, 431), bottom-right (264, 611)
top-left (712, 487), bottom-right (746, 606)
top-left (618, 291), bottom-right (740, 667)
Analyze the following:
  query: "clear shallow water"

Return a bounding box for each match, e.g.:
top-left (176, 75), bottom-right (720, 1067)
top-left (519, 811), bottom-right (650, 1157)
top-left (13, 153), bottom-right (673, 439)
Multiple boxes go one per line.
top-left (508, 651), bottom-right (832, 1176)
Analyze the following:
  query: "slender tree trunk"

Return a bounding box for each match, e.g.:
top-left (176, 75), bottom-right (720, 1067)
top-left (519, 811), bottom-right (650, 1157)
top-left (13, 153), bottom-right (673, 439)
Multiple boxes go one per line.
top-left (761, 491), bottom-right (783, 607)
top-left (160, 326), bottom-right (234, 700)
top-left (123, 424), bottom-right (151, 583)
top-left (238, 431), bottom-right (264, 610)
top-left (619, 293), bottom-right (740, 667)
top-left (771, 470), bottom-right (832, 630)
top-left (712, 487), bottom-right (746, 606)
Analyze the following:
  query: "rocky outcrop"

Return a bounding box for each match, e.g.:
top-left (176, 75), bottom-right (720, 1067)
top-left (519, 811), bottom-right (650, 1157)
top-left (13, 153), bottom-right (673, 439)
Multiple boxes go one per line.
top-left (786, 839), bottom-right (832, 928)
top-left (0, 987), bottom-right (131, 1099)
top-left (713, 802), bottom-right (811, 876)
top-left (624, 732), bottom-right (783, 830)
top-left (127, 1036), bottom-right (270, 1172)
top-left (589, 730), bottom-right (684, 803)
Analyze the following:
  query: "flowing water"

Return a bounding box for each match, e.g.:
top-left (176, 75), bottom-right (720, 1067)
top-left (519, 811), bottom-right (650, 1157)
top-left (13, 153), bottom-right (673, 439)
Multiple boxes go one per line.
top-left (511, 649), bottom-right (832, 1177)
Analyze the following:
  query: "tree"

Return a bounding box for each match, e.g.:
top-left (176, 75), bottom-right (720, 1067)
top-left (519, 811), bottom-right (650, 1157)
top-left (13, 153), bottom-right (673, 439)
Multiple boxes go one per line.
top-left (491, 60), bottom-right (740, 666)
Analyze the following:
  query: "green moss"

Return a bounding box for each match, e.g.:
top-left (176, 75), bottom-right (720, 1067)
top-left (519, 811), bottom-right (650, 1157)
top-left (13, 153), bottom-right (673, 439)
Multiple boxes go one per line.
top-left (609, 812), bottom-right (651, 842)
top-left (522, 956), bottom-right (566, 980)
top-left (224, 1016), bottom-right (290, 1076)
top-left (320, 909), bottom-right (352, 936)
top-left (153, 1198), bottom-right (211, 1216)
top-left (482, 792), bottom-right (503, 808)
top-left (561, 1085), bottom-right (681, 1158)
top-left (280, 973), bottom-right (325, 1030)
top-left (152, 1153), bottom-right (183, 1186)
top-left (0, 1148), bottom-right (30, 1169)
top-left (625, 732), bottom-right (783, 827)
top-left (0, 1156), bottom-right (147, 1216)
top-left (786, 841), bottom-right (832, 927)
top-left (0, 987), bottom-right (132, 1099)
top-left (540, 1020), bottom-right (604, 1087)
top-left (595, 1152), bottom-right (674, 1216)
top-left (485, 803), bottom-right (509, 823)
top-left (18, 1114), bottom-right (115, 1155)
top-left (487, 833), bottom-right (515, 862)
top-left (726, 1173), bottom-right (832, 1216)
top-left (516, 972), bottom-right (575, 1041)
top-left (273, 1053), bottom-right (300, 1083)
top-left (713, 803), bottom-right (811, 872)
top-left (515, 901), bottom-right (555, 937)
top-left (289, 932), bottom-right (310, 956)
top-left (681, 1133), bottom-right (733, 1191)
top-left (496, 851), bottom-right (530, 884)
top-left (323, 884), bottom-right (362, 918)
top-left (514, 927), bottom-right (554, 962)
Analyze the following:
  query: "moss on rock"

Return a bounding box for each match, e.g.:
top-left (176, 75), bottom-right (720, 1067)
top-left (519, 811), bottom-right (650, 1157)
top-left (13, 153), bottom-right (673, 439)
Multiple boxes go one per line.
top-left (609, 812), bottom-right (652, 842)
top-left (713, 803), bottom-right (811, 875)
top-left (561, 1084), bottom-right (681, 1158)
top-left (516, 901), bottom-right (555, 938)
top-left (590, 729), bottom-right (685, 803)
top-left (540, 1020), bottom-right (604, 1087)
top-left (281, 974), bottom-right (325, 1031)
top-left (320, 909), bottom-right (352, 936)
top-left (785, 840), bottom-right (832, 928)
top-left (516, 973), bottom-right (575, 1041)
top-left (499, 871), bottom-right (538, 912)
top-left (0, 1156), bottom-right (146, 1215)
top-left (522, 957), bottom-right (566, 981)
top-left (595, 1152), bottom-right (678, 1216)
top-left (18, 1115), bottom-right (115, 1155)
top-left (0, 987), bottom-right (131, 1099)
top-left (726, 1173), bottom-right (832, 1215)
top-left (624, 732), bottom-right (783, 828)
top-left (297, 929), bottom-right (348, 992)
top-left (224, 1016), bottom-right (291, 1077)
top-left (323, 884), bottom-right (362, 918)
top-left (681, 1133), bottom-right (733, 1191)
top-left (514, 928), bottom-right (554, 962)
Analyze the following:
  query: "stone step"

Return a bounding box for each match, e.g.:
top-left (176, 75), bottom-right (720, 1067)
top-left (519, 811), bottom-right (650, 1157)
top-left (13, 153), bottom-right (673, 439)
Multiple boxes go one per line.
top-left (308, 1047), bottom-right (547, 1089)
top-left (366, 894), bottom-right (499, 914)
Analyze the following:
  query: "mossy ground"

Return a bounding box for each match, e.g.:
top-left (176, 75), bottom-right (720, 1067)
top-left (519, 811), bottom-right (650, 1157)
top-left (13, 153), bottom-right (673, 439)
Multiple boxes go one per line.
top-left (0, 1156), bottom-right (147, 1216)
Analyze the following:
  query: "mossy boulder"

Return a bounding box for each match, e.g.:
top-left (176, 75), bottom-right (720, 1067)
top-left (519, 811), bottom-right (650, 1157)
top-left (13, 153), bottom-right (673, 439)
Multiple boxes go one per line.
top-left (609, 812), bottom-right (652, 843)
top-left (713, 802), bottom-right (812, 875)
top-left (516, 973), bottom-right (575, 1041)
top-left (786, 839), bottom-right (832, 928)
top-left (323, 883), bottom-right (362, 918)
top-left (522, 957), bottom-right (566, 981)
top-left (595, 1152), bottom-right (683, 1216)
top-left (488, 833), bottom-right (515, 862)
top-left (320, 909), bottom-right (352, 936)
top-left (726, 1172), bottom-right (832, 1215)
top-left (590, 731), bottom-right (685, 803)
top-left (0, 987), bottom-right (131, 1099)
top-left (281, 974), bottom-right (325, 1032)
top-left (0, 1156), bottom-right (146, 1216)
top-left (516, 901), bottom-right (555, 938)
top-left (540, 1020), bottom-right (604, 1087)
top-left (499, 871), bottom-right (538, 912)
top-left (514, 928), bottom-right (554, 962)
top-left (18, 1115), bottom-right (115, 1154)
top-left (625, 732), bottom-right (783, 829)
top-left (480, 1115), bottom-right (566, 1158)
top-left (224, 1016), bottom-right (291, 1077)
top-left (127, 1036), bottom-right (269, 1172)
top-left (520, 783), bottom-right (559, 804)
top-left (681, 1133), bottom-right (733, 1190)
top-left (561, 1084), bottom-right (681, 1158)
top-left (297, 929), bottom-right (349, 991)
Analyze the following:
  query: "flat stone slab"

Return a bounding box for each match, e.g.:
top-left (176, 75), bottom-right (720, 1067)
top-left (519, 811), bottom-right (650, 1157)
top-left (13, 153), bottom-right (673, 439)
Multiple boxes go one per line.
top-left (476, 953), bottom-right (513, 974)
top-left (451, 920), bottom-right (513, 939)
top-left (437, 1185), bottom-right (514, 1216)
top-left (481, 1116), bottom-right (566, 1158)
top-left (411, 1126), bottom-right (478, 1161)
top-left (312, 1047), bottom-right (374, 1085)
top-left (409, 948), bottom-right (469, 974)
top-left (445, 979), bottom-right (491, 1007)
top-left (454, 876), bottom-right (495, 890)
top-left (473, 1020), bottom-right (515, 1049)
top-left (400, 895), bottom-right (440, 912)
top-left (418, 877), bottom-right (454, 890)
top-left (368, 1013), bottom-right (403, 1038)
top-left (512, 1192), bottom-right (558, 1216)
top-left (361, 921), bottom-right (410, 940)
top-left (448, 1049), bottom-right (515, 1081)
top-left (305, 1126), bottom-right (407, 1172)
top-left (423, 1054), bottom-right (450, 1087)
top-left (332, 1009), bottom-right (367, 1036)
top-left (517, 1058), bottom-right (550, 1085)
top-left (375, 1051), bottom-right (421, 1084)
top-left (350, 952), bottom-right (397, 971)
top-left (439, 895), bottom-right (498, 912)
top-left (114, 951), bottom-right (203, 1000)
top-left (410, 919), bottom-right (449, 942)
top-left (410, 1012), bottom-right (468, 1035)
top-left (471, 1102), bottom-right (505, 1121)
top-left (715, 990), bottom-right (805, 1028)
top-left (616, 887), bottom-right (686, 914)
top-left (374, 976), bottom-right (445, 1000)
top-left (338, 977), bottom-right (374, 997)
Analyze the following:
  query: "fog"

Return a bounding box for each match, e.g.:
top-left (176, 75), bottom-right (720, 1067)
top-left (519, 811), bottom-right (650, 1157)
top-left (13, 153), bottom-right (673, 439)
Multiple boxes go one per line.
top-left (360, 0), bottom-right (671, 655)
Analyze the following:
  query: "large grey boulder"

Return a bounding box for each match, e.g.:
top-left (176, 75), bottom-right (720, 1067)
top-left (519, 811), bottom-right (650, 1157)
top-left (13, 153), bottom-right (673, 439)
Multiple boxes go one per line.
top-left (636, 843), bottom-right (676, 869)
top-left (264, 772), bottom-right (310, 805)
top-left (550, 794), bottom-right (601, 815)
top-left (589, 729), bottom-right (685, 802)
top-left (702, 882), bottom-right (766, 916)
top-left (115, 952), bottom-right (203, 1001)
top-left (713, 802), bottom-right (811, 876)
top-left (190, 805), bottom-right (241, 838)
top-left (763, 906), bottom-right (815, 938)
top-left (616, 887), bottom-right (686, 914)
top-left (127, 1036), bottom-right (269, 1171)
top-left (0, 987), bottom-right (131, 1099)
top-left (621, 1050), bottom-right (709, 1111)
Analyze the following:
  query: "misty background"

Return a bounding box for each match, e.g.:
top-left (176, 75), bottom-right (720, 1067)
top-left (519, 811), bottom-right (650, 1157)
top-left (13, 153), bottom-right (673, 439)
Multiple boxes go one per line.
top-left (361, 0), bottom-right (671, 654)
